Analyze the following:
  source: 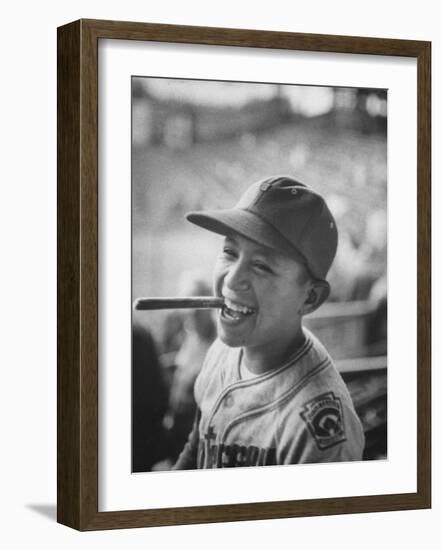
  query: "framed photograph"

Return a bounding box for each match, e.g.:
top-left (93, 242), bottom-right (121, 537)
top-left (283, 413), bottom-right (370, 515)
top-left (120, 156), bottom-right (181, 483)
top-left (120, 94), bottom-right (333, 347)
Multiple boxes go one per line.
top-left (57, 19), bottom-right (431, 530)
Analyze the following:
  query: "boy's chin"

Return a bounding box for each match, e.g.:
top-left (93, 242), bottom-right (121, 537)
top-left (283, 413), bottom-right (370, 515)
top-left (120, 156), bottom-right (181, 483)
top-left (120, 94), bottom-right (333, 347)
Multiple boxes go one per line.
top-left (217, 325), bottom-right (245, 348)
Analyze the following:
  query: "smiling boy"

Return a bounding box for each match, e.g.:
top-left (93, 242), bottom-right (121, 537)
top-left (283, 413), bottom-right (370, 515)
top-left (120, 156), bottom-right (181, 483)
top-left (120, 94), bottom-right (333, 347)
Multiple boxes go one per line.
top-left (174, 175), bottom-right (365, 469)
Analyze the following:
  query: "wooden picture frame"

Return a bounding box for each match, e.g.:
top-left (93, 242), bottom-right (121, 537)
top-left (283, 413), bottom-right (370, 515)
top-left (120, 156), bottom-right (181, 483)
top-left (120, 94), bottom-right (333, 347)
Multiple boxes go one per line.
top-left (57, 18), bottom-right (431, 531)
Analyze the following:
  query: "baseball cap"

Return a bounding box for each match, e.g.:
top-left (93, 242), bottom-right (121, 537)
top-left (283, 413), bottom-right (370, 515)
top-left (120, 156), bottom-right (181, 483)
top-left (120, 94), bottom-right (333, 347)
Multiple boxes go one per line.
top-left (186, 175), bottom-right (338, 280)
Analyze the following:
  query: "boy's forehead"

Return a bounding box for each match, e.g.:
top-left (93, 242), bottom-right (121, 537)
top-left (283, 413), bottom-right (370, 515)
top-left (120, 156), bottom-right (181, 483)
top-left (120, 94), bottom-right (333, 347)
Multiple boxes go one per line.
top-left (223, 233), bottom-right (303, 266)
top-left (224, 233), bottom-right (274, 255)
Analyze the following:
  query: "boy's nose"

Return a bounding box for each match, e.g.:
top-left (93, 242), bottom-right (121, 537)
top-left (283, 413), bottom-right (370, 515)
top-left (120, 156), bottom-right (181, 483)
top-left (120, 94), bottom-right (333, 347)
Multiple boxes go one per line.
top-left (224, 262), bottom-right (250, 292)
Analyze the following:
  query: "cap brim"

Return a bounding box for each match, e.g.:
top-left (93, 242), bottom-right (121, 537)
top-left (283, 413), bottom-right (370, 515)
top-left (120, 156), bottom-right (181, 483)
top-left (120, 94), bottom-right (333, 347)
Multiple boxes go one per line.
top-left (186, 208), bottom-right (308, 267)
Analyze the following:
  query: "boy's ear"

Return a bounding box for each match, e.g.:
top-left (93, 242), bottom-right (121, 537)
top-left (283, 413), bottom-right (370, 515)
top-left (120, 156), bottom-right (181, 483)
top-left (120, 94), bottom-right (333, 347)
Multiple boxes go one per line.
top-left (301, 280), bottom-right (330, 315)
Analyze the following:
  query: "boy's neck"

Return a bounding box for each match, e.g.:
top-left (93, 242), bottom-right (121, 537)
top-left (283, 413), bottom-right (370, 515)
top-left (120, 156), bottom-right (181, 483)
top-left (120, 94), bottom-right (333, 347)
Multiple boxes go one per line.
top-left (242, 329), bottom-right (306, 375)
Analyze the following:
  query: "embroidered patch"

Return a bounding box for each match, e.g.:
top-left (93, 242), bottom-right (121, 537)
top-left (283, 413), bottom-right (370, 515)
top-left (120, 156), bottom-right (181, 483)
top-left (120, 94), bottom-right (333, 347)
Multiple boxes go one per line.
top-left (300, 392), bottom-right (346, 450)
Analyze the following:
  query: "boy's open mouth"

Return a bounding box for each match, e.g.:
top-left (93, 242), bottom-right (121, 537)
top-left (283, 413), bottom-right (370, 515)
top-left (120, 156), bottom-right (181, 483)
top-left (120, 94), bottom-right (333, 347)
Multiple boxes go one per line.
top-left (221, 298), bottom-right (255, 321)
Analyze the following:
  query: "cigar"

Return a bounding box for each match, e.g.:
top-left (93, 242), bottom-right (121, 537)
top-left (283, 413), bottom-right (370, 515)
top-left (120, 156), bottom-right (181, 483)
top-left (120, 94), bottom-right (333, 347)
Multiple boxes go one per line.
top-left (133, 296), bottom-right (225, 311)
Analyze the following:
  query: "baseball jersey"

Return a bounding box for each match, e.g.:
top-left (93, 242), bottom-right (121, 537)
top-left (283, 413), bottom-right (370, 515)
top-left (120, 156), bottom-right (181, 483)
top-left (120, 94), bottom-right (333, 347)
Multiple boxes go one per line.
top-left (174, 328), bottom-right (365, 469)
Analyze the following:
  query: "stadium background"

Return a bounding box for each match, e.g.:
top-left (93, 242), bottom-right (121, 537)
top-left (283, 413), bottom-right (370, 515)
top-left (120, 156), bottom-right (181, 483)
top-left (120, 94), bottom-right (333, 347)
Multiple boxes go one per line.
top-left (131, 78), bottom-right (388, 471)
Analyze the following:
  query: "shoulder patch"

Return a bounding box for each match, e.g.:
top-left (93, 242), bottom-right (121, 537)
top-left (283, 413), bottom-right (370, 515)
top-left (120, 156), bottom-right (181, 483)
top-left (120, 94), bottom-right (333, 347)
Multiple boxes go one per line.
top-left (300, 392), bottom-right (346, 450)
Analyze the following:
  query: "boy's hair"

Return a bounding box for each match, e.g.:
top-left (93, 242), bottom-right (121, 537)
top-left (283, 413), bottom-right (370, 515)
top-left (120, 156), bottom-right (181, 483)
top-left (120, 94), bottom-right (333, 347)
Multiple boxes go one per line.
top-left (186, 175), bottom-right (338, 281)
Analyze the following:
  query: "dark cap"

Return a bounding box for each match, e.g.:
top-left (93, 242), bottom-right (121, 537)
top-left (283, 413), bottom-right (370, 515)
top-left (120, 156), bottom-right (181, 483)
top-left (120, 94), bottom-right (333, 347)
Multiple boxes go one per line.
top-left (186, 175), bottom-right (338, 280)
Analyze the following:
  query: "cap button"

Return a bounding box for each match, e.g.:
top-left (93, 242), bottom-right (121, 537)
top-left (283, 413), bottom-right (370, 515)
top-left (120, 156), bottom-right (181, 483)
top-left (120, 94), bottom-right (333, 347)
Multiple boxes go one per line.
top-left (260, 181), bottom-right (272, 192)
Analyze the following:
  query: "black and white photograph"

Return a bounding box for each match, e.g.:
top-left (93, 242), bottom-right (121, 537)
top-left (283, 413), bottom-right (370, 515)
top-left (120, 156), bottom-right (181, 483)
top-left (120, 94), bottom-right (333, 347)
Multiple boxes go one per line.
top-left (131, 77), bottom-right (388, 473)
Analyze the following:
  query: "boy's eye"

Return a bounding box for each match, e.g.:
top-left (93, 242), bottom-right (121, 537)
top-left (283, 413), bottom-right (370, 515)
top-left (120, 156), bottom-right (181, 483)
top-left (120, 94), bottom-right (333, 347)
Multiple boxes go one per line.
top-left (253, 261), bottom-right (273, 274)
top-left (222, 247), bottom-right (237, 258)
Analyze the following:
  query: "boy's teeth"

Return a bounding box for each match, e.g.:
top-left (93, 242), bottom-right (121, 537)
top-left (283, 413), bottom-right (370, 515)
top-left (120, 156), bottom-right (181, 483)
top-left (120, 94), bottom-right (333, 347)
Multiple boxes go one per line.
top-left (224, 299), bottom-right (253, 314)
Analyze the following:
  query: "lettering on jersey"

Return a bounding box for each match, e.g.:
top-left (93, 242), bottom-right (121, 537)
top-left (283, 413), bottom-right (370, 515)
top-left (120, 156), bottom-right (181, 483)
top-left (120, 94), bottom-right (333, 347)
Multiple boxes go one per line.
top-left (300, 392), bottom-right (346, 450)
top-left (197, 426), bottom-right (277, 468)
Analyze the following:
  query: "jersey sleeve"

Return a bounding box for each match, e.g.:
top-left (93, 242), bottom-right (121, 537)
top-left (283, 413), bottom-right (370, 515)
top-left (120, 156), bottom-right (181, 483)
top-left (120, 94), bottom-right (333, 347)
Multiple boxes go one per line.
top-left (277, 392), bottom-right (365, 464)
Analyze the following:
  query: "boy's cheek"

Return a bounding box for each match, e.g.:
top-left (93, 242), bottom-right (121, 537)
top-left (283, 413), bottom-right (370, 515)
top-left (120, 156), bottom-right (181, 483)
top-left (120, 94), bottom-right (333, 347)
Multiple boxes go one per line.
top-left (212, 277), bottom-right (221, 297)
top-left (212, 267), bottom-right (224, 296)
